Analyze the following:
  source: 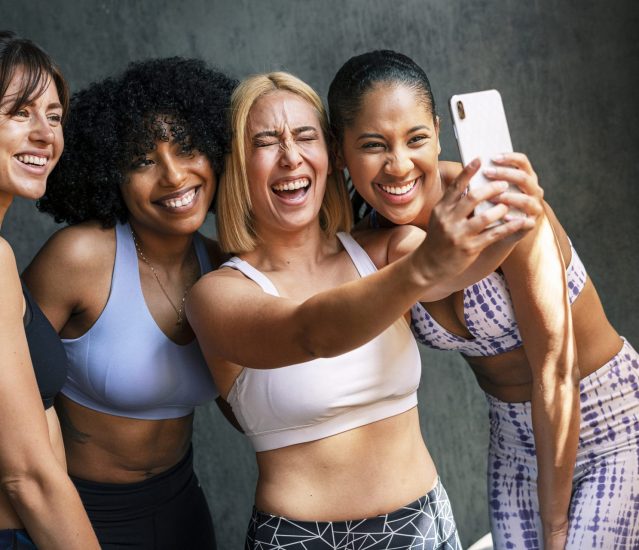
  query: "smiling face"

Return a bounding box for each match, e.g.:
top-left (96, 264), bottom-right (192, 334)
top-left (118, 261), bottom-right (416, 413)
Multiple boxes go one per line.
top-left (120, 129), bottom-right (216, 237)
top-left (0, 68), bottom-right (64, 212)
top-left (245, 90), bottom-right (330, 237)
top-left (340, 83), bottom-right (443, 228)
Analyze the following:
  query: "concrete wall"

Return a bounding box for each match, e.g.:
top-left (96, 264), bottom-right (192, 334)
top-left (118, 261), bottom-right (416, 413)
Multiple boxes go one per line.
top-left (2, 1), bottom-right (638, 547)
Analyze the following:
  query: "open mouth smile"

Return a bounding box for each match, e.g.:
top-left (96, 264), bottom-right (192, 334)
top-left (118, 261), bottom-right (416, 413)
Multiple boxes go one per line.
top-left (13, 153), bottom-right (51, 174)
top-left (271, 177), bottom-right (311, 202)
top-left (155, 186), bottom-right (200, 209)
top-left (15, 154), bottom-right (49, 167)
top-left (376, 177), bottom-right (420, 196)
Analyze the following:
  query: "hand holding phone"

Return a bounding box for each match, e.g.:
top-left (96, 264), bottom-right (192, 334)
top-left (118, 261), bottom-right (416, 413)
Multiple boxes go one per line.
top-left (449, 89), bottom-right (524, 221)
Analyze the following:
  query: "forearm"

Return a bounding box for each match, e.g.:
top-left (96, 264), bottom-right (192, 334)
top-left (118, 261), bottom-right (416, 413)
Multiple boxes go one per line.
top-left (532, 365), bottom-right (580, 535)
top-left (4, 470), bottom-right (99, 550)
top-left (298, 251), bottom-right (435, 359)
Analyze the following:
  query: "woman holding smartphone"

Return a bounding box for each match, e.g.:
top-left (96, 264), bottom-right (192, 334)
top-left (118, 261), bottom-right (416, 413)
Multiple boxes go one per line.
top-left (327, 49), bottom-right (638, 550)
top-left (0, 31), bottom-right (99, 549)
top-left (186, 71), bottom-right (546, 549)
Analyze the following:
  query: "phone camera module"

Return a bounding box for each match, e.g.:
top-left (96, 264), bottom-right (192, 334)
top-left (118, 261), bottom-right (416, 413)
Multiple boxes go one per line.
top-left (457, 101), bottom-right (466, 120)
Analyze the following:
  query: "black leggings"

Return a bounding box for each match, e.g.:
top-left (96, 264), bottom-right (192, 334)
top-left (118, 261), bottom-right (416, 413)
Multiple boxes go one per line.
top-left (73, 446), bottom-right (215, 549)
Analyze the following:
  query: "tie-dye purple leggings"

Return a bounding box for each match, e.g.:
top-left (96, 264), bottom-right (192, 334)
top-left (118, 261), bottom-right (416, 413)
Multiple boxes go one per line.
top-left (487, 338), bottom-right (639, 549)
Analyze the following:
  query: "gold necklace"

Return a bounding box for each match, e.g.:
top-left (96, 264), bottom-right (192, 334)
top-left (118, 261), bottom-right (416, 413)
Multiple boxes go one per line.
top-left (131, 229), bottom-right (193, 327)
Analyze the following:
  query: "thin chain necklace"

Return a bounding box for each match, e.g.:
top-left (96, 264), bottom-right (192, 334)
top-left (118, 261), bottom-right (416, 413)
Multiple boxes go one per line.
top-left (131, 229), bottom-right (193, 327)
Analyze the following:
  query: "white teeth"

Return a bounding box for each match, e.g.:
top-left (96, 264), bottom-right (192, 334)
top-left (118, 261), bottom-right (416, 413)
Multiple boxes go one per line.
top-left (272, 178), bottom-right (310, 192)
top-left (16, 154), bottom-right (48, 166)
top-left (161, 188), bottom-right (196, 208)
top-left (379, 179), bottom-right (417, 195)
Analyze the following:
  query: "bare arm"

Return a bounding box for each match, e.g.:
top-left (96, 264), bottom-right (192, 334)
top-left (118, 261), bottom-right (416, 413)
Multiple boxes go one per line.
top-left (416, 155), bottom-right (545, 298)
top-left (22, 223), bottom-right (113, 335)
top-left (0, 240), bottom-right (99, 550)
top-left (498, 156), bottom-right (579, 550)
top-left (188, 161), bottom-right (531, 370)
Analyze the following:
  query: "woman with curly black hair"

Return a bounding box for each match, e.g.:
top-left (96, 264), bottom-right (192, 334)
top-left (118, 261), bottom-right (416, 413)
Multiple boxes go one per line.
top-left (22, 57), bottom-right (236, 549)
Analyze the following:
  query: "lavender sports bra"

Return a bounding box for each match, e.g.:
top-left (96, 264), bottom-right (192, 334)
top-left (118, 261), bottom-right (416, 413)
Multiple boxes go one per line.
top-left (61, 222), bottom-right (218, 420)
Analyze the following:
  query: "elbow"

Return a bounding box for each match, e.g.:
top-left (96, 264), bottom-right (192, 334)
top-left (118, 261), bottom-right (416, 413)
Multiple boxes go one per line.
top-left (533, 340), bottom-right (580, 389)
top-left (1, 468), bottom-right (49, 512)
top-left (297, 325), bottom-right (350, 360)
top-left (297, 331), bottom-right (325, 360)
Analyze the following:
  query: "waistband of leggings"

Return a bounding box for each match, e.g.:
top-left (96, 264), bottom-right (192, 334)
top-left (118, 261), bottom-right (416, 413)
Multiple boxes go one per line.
top-left (486, 336), bottom-right (634, 411)
top-left (0, 529), bottom-right (36, 550)
top-left (72, 444), bottom-right (195, 510)
top-left (251, 476), bottom-right (448, 526)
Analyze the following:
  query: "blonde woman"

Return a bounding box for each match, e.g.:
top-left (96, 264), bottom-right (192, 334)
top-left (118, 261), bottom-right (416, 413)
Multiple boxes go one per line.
top-left (187, 72), bottom-right (544, 549)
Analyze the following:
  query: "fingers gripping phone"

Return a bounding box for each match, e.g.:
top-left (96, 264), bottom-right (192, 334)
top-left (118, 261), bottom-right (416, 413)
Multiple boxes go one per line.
top-left (449, 89), bottom-right (523, 220)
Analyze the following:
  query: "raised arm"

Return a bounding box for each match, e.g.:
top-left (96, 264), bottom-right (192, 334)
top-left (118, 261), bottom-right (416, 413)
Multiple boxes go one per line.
top-left (0, 240), bottom-right (99, 550)
top-left (188, 161), bottom-right (532, 371)
top-left (498, 155), bottom-right (579, 550)
top-left (409, 154), bottom-right (545, 298)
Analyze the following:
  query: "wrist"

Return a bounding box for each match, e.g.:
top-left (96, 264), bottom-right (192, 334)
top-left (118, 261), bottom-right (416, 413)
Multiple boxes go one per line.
top-left (405, 247), bottom-right (437, 293)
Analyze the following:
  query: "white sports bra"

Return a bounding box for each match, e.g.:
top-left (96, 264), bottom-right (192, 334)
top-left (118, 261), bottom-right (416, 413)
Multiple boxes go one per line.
top-left (222, 232), bottom-right (422, 452)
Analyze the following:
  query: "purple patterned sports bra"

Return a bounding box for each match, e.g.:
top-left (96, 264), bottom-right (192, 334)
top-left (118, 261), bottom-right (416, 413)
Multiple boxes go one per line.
top-left (369, 210), bottom-right (588, 357)
top-left (410, 244), bottom-right (587, 357)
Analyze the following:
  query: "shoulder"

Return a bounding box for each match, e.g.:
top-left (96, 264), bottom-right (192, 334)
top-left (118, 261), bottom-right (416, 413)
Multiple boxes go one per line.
top-left (187, 264), bottom-right (258, 325)
top-left (35, 221), bottom-right (115, 269)
top-left (542, 201), bottom-right (572, 264)
top-left (22, 221), bottom-right (117, 296)
top-left (192, 263), bottom-right (246, 294)
top-left (503, 200), bottom-right (573, 270)
top-left (353, 225), bottom-right (425, 269)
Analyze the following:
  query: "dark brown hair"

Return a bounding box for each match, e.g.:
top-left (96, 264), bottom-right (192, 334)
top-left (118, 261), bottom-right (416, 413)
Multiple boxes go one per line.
top-left (0, 31), bottom-right (69, 122)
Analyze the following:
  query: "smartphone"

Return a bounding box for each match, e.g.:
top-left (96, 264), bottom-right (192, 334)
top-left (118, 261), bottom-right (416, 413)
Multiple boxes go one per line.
top-left (449, 89), bottom-right (523, 220)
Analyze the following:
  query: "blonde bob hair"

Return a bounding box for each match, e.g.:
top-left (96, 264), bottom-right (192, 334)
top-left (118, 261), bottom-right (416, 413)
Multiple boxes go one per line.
top-left (217, 71), bottom-right (352, 254)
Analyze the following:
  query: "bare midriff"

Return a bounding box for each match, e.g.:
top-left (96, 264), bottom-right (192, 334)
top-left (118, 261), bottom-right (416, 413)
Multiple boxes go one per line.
top-left (56, 395), bottom-right (194, 483)
top-left (254, 407), bottom-right (437, 522)
top-left (467, 279), bottom-right (622, 403)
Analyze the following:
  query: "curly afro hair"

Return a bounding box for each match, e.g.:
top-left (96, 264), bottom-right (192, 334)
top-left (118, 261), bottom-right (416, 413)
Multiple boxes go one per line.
top-left (38, 57), bottom-right (237, 226)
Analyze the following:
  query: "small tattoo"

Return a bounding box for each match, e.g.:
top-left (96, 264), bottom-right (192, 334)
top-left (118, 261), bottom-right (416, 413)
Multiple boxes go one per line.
top-left (55, 400), bottom-right (91, 444)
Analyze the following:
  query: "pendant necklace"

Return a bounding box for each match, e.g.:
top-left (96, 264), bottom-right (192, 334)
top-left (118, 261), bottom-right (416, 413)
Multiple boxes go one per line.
top-left (131, 229), bottom-right (193, 327)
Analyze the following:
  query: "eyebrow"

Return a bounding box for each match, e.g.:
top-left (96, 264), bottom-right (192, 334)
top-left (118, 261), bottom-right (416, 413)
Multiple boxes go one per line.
top-left (356, 125), bottom-right (432, 141)
top-left (252, 126), bottom-right (318, 140)
top-left (19, 99), bottom-right (64, 111)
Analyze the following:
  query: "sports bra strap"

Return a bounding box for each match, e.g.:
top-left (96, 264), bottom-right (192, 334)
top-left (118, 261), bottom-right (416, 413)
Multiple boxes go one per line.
top-left (222, 234), bottom-right (378, 296)
top-left (221, 257), bottom-right (280, 296)
top-left (336, 232), bottom-right (378, 278)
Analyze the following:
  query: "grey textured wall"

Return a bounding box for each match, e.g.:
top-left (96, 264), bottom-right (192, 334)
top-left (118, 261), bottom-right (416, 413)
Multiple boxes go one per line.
top-left (2, 1), bottom-right (638, 548)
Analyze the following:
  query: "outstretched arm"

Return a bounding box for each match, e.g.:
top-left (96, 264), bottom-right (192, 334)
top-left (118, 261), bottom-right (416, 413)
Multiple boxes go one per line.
top-left (0, 240), bottom-right (99, 550)
top-left (498, 155), bottom-right (579, 550)
top-left (188, 161), bottom-right (531, 370)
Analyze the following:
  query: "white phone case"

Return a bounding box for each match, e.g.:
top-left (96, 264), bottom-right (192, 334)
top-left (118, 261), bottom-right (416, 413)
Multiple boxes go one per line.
top-left (449, 89), bottom-right (522, 219)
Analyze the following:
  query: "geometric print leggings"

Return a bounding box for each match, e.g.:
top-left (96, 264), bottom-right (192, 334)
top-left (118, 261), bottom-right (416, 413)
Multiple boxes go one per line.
top-left (487, 337), bottom-right (639, 550)
top-left (245, 479), bottom-right (462, 549)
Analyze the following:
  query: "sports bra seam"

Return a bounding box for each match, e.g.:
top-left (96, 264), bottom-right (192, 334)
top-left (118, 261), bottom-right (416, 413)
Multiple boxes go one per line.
top-left (238, 392), bottom-right (418, 437)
